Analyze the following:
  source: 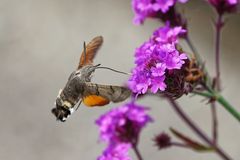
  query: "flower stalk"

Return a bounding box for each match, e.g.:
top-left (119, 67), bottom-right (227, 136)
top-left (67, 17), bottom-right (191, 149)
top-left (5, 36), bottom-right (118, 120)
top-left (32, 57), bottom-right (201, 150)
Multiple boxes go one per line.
top-left (193, 91), bottom-right (240, 122)
top-left (215, 13), bottom-right (224, 91)
top-left (211, 13), bottom-right (224, 144)
top-left (132, 143), bottom-right (144, 160)
top-left (211, 102), bottom-right (218, 144)
top-left (166, 96), bottom-right (232, 160)
top-left (217, 94), bottom-right (240, 121)
top-left (185, 34), bottom-right (219, 143)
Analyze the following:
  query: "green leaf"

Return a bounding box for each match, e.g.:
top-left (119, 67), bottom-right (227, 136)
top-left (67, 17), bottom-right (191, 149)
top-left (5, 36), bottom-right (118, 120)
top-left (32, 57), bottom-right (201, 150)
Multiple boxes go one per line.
top-left (170, 128), bottom-right (214, 152)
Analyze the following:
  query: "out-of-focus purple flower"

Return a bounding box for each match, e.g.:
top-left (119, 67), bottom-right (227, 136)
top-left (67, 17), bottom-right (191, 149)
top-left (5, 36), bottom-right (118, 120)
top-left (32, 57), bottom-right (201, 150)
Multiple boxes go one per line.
top-left (154, 132), bottom-right (172, 149)
top-left (132, 0), bottom-right (188, 25)
top-left (96, 103), bottom-right (152, 160)
top-left (157, 6), bottom-right (188, 34)
top-left (153, 25), bottom-right (186, 43)
top-left (128, 23), bottom-right (188, 94)
top-left (97, 143), bottom-right (132, 160)
top-left (207, 0), bottom-right (239, 14)
top-left (151, 63), bottom-right (166, 77)
top-left (96, 102), bottom-right (152, 144)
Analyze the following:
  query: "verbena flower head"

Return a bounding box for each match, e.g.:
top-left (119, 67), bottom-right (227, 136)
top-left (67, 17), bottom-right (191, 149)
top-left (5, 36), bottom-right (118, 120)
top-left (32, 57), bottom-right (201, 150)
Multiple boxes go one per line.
top-left (154, 132), bottom-right (172, 149)
top-left (128, 23), bottom-right (188, 94)
top-left (132, 0), bottom-right (188, 25)
top-left (97, 143), bottom-right (132, 160)
top-left (208, 0), bottom-right (239, 14)
top-left (96, 102), bottom-right (152, 144)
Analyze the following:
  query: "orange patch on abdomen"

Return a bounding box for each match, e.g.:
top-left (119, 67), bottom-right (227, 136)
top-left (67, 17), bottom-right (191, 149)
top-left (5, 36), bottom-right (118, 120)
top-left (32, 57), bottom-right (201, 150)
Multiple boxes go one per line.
top-left (83, 95), bottom-right (109, 107)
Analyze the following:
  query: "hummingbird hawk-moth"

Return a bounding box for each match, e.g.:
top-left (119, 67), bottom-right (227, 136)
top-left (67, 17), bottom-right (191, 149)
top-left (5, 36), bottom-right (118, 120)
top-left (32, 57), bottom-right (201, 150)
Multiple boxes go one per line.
top-left (51, 36), bottom-right (131, 122)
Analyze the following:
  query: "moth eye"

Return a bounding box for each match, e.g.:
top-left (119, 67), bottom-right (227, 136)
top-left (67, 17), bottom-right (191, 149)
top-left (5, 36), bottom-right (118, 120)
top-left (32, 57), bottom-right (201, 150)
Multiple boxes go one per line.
top-left (75, 70), bottom-right (81, 75)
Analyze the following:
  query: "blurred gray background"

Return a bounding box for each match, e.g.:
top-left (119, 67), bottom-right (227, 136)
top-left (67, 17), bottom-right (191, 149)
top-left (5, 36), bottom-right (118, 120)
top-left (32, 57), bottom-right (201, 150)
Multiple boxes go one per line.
top-left (0, 0), bottom-right (239, 160)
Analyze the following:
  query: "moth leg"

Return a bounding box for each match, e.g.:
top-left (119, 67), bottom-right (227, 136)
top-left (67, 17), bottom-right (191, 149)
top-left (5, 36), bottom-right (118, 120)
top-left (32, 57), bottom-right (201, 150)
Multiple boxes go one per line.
top-left (75, 100), bottom-right (82, 111)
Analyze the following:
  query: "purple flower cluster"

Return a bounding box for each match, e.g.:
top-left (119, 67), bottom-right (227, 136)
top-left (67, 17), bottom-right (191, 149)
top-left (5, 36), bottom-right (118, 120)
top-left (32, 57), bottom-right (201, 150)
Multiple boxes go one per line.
top-left (98, 143), bottom-right (132, 160)
top-left (132, 0), bottom-right (188, 25)
top-left (96, 103), bottom-right (152, 160)
top-left (208, 0), bottom-right (239, 14)
top-left (128, 23), bottom-right (188, 94)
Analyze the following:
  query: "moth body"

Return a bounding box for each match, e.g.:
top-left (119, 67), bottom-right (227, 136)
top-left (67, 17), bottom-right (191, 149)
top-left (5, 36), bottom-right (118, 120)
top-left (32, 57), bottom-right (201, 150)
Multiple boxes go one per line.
top-left (51, 36), bottom-right (131, 122)
top-left (52, 65), bottom-right (96, 122)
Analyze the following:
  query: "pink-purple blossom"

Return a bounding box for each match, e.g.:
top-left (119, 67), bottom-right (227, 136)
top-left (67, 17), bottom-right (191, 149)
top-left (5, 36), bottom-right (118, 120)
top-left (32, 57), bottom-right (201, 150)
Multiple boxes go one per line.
top-left (132, 0), bottom-right (188, 25)
top-left (128, 23), bottom-right (188, 94)
top-left (96, 102), bottom-right (152, 144)
top-left (96, 102), bottom-right (152, 160)
top-left (97, 143), bottom-right (132, 160)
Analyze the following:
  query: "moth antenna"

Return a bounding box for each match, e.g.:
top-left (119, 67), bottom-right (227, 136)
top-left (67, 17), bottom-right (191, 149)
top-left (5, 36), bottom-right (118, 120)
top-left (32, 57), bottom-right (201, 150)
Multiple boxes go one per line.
top-left (96, 66), bottom-right (130, 75)
top-left (83, 41), bottom-right (86, 64)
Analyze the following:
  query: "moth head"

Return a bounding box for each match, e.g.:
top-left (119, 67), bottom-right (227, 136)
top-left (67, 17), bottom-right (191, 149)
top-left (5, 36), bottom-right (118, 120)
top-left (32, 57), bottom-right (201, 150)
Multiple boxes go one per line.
top-left (51, 97), bottom-right (70, 122)
top-left (51, 90), bottom-right (73, 122)
top-left (80, 64), bottom-right (100, 81)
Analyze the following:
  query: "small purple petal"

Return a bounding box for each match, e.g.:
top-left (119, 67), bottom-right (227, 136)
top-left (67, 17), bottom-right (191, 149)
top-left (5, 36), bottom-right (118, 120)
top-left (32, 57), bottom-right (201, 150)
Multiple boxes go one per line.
top-left (151, 63), bottom-right (166, 77)
top-left (97, 143), bottom-right (132, 160)
top-left (131, 0), bottom-right (188, 25)
top-left (150, 76), bottom-right (166, 93)
top-left (96, 103), bottom-right (152, 144)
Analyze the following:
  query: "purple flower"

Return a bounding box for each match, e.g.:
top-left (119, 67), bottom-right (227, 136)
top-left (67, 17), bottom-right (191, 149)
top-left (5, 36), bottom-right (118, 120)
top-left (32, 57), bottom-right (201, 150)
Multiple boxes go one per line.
top-left (207, 0), bottom-right (239, 14)
top-left (96, 103), bottom-right (152, 160)
top-left (154, 132), bottom-right (172, 149)
top-left (96, 103), bottom-right (152, 144)
top-left (97, 143), bottom-right (132, 160)
top-left (150, 76), bottom-right (167, 93)
top-left (132, 0), bottom-right (188, 25)
top-left (165, 50), bottom-right (188, 69)
top-left (153, 24), bottom-right (186, 43)
top-left (151, 63), bottom-right (166, 77)
top-left (128, 23), bottom-right (188, 94)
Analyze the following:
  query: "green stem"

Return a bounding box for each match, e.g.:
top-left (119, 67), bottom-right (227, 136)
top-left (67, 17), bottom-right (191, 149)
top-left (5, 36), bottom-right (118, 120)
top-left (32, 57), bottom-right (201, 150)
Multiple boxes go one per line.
top-left (193, 91), bottom-right (213, 98)
top-left (193, 91), bottom-right (240, 122)
top-left (217, 95), bottom-right (240, 122)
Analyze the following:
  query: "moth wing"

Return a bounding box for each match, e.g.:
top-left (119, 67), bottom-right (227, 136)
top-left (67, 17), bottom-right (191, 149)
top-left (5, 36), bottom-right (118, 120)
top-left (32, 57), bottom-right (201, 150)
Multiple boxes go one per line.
top-left (82, 82), bottom-right (131, 107)
top-left (77, 36), bottom-right (103, 69)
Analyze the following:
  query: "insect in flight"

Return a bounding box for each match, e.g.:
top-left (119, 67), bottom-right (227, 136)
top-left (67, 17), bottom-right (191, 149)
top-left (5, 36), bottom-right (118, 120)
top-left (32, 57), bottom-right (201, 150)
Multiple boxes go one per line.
top-left (51, 36), bottom-right (131, 122)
